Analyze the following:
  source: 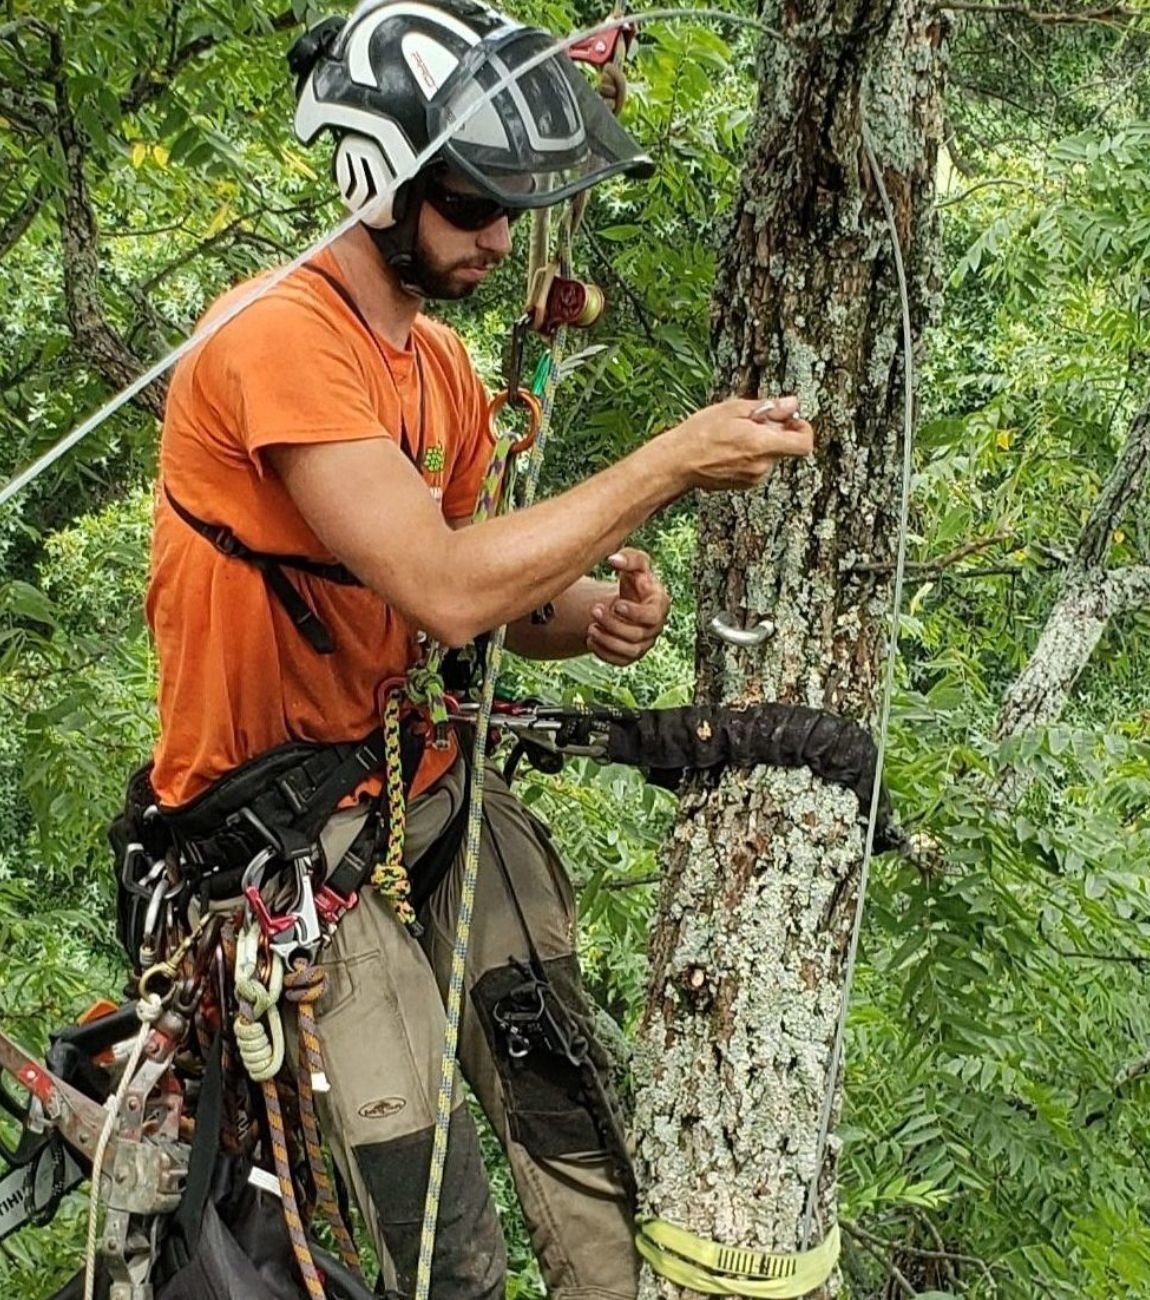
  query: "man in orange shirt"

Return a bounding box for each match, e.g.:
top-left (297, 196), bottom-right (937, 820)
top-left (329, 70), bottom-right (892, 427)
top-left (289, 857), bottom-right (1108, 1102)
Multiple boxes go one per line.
top-left (146, 2), bottom-right (813, 1296)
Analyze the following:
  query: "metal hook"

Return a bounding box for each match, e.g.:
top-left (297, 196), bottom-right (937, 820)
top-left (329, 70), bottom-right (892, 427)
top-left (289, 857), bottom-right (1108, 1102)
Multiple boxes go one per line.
top-left (709, 612), bottom-right (774, 648)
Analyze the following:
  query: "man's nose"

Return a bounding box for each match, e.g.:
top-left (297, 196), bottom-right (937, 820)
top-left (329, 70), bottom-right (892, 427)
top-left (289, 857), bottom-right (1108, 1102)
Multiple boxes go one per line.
top-left (476, 215), bottom-right (513, 256)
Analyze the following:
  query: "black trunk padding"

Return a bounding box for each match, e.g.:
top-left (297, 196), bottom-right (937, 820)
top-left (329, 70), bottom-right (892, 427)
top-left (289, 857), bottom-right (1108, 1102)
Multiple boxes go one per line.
top-left (606, 704), bottom-right (897, 848)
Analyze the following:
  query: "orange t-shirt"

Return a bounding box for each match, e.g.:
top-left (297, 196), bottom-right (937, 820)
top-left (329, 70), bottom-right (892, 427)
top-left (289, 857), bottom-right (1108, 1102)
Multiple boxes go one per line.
top-left (147, 248), bottom-right (491, 808)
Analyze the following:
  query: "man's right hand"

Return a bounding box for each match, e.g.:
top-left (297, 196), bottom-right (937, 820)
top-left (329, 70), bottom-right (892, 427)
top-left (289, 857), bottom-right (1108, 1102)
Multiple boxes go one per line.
top-left (662, 395), bottom-right (814, 492)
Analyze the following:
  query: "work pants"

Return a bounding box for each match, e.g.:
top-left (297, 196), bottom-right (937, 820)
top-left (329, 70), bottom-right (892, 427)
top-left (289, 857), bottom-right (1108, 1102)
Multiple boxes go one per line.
top-left (310, 761), bottom-right (639, 1300)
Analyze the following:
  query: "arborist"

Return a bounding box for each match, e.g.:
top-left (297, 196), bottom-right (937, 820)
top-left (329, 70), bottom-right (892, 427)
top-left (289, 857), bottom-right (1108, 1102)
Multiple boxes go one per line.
top-left (144, 0), bottom-right (814, 1296)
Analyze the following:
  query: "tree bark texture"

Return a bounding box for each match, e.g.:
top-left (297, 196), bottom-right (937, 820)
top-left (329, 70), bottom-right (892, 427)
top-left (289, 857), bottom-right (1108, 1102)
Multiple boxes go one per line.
top-left (994, 567), bottom-right (1150, 738)
top-left (996, 397), bottom-right (1150, 739)
top-left (633, 2), bottom-right (943, 1295)
top-left (53, 72), bottom-right (168, 422)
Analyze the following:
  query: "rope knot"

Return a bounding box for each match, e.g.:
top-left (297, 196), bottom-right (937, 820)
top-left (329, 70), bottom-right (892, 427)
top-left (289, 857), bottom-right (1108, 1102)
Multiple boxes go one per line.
top-left (284, 960), bottom-right (327, 1005)
top-left (404, 663), bottom-right (445, 710)
top-left (372, 861), bottom-right (421, 934)
top-left (136, 991), bottom-right (165, 1024)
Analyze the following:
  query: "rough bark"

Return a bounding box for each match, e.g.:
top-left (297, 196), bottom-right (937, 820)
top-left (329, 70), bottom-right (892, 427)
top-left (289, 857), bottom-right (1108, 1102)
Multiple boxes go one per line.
top-left (632, 1), bottom-right (942, 1296)
top-left (995, 398), bottom-right (1150, 738)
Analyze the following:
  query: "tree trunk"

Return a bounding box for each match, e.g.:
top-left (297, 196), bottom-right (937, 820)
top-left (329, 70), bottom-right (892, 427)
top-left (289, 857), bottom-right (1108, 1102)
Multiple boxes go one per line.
top-left (632, 1), bottom-right (943, 1294)
top-left (994, 567), bottom-right (1150, 738)
top-left (995, 398), bottom-right (1150, 739)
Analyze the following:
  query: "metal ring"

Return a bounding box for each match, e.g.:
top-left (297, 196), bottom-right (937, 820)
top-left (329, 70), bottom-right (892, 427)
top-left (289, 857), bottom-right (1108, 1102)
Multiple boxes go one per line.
top-left (709, 612), bottom-right (774, 648)
top-left (138, 962), bottom-right (176, 998)
top-left (488, 388), bottom-right (542, 455)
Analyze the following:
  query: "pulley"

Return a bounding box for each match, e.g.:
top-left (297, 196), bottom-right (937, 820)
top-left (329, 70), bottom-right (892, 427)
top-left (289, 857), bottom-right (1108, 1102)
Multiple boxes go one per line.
top-left (527, 262), bottom-right (606, 335)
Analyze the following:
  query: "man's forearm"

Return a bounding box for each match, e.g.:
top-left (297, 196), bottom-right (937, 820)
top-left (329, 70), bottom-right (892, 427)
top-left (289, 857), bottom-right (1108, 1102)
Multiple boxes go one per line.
top-left (437, 441), bottom-right (680, 644)
top-left (505, 576), bottom-right (616, 659)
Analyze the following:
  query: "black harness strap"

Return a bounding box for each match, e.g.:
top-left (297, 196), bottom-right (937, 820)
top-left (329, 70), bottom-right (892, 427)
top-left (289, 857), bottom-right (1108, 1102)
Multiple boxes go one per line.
top-left (164, 259), bottom-right (427, 656)
top-left (170, 1034), bottom-right (225, 1264)
top-left (161, 727), bottom-right (426, 903)
top-left (164, 486), bottom-right (362, 655)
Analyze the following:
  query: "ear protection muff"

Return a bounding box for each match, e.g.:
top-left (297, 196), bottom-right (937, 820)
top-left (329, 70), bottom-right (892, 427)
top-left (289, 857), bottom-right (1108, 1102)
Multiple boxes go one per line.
top-left (333, 135), bottom-right (400, 228)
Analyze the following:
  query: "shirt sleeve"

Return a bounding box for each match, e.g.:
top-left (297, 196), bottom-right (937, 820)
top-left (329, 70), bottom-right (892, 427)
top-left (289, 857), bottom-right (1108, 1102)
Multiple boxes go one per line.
top-left (198, 296), bottom-right (393, 469)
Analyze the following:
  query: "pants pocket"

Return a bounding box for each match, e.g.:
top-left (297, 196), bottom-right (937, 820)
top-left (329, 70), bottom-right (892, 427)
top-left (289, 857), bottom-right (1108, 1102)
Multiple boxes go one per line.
top-left (471, 956), bottom-right (606, 1160)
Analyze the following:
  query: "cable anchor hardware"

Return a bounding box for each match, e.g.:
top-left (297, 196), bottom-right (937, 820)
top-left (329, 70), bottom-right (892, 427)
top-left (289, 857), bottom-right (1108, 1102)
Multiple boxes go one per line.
top-left (709, 611), bottom-right (775, 648)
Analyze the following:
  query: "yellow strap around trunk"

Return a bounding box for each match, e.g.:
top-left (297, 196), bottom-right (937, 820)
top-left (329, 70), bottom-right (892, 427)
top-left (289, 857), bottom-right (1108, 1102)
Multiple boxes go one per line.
top-left (635, 1217), bottom-right (840, 1297)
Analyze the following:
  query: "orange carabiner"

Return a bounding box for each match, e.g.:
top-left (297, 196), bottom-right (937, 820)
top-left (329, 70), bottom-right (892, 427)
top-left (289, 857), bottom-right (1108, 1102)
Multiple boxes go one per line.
top-left (488, 388), bottom-right (542, 456)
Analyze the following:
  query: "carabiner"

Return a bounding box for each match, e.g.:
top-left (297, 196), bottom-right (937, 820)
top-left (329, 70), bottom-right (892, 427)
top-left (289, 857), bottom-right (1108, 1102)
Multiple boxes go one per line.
top-left (487, 388), bottom-right (542, 456)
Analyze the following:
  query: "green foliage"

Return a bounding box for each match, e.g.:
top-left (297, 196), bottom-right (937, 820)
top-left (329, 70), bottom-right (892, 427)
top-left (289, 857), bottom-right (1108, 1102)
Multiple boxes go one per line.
top-left (2, 1), bottom-right (1150, 1297)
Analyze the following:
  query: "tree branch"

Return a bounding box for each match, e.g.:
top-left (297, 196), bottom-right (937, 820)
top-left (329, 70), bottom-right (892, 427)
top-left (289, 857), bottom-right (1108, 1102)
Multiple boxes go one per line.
top-left (941, 2), bottom-right (1149, 24)
top-left (995, 397), bottom-right (1150, 739)
top-left (601, 872), bottom-right (661, 890)
top-left (844, 1219), bottom-right (997, 1288)
top-left (1073, 397), bottom-right (1150, 573)
top-left (840, 1224), bottom-right (917, 1297)
top-left (0, 86), bottom-right (55, 135)
top-left (0, 182), bottom-right (44, 259)
top-left (0, 17), bottom-right (55, 44)
top-left (584, 228), bottom-right (662, 350)
top-left (50, 60), bottom-right (165, 419)
top-left (1085, 1058), bottom-right (1150, 1126)
top-left (1101, 564), bottom-right (1150, 617)
top-left (852, 529), bottom-right (1016, 573)
top-left (119, 7), bottom-right (299, 116)
top-left (934, 175), bottom-right (1039, 209)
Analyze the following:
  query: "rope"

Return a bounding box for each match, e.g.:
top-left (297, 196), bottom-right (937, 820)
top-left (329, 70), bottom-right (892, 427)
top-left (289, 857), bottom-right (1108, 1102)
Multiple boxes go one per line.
top-left (83, 992), bottom-right (164, 1300)
top-left (412, 233), bottom-right (573, 1300)
top-left (371, 686), bottom-right (421, 933)
top-left (636, 1219), bottom-right (841, 1297)
top-left (285, 959), bottom-right (364, 1278)
top-left (262, 1074), bottom-right (327, 1300)
top-left (234, 922), bottom-right (286, 1082)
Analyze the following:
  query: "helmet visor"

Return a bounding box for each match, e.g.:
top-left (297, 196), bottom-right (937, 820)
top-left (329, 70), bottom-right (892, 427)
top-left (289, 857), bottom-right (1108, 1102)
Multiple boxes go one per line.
top-left (427, 29), bottom-right (654, 209)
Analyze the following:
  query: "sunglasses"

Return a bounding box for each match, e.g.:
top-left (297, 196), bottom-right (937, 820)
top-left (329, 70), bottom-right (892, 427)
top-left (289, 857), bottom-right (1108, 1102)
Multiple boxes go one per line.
top-left (423, 176), bottom-right (526, 232)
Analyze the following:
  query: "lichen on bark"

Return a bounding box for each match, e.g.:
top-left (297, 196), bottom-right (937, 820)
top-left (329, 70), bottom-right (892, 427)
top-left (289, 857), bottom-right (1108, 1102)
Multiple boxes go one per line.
top-left (633, 0), bottom-right (944, 1294)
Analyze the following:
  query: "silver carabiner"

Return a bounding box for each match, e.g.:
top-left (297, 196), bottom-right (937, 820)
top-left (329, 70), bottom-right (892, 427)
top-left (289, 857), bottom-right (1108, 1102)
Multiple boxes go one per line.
top-left (268, 858), bottom-right (323, 963)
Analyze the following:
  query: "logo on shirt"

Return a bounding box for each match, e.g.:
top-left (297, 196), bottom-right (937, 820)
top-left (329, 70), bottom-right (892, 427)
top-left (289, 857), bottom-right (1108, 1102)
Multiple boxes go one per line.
top-left (423, 442), bottom-right (445, 503)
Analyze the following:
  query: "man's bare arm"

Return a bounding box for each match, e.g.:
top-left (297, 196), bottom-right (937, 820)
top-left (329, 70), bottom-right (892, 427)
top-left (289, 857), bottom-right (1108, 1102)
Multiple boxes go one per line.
top-left (504, 576), bottom-right (615, 659)
top-left (267, 397), bottom-right (812, 647)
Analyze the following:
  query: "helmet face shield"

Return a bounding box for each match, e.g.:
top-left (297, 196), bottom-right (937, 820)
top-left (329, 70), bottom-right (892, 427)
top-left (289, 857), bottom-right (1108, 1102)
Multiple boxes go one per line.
top-left (428, 30), bottom-right (654, 209)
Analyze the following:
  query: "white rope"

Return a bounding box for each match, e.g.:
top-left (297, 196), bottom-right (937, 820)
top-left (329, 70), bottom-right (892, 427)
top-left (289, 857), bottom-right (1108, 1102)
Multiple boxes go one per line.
top-left (799, 118), bottom-right (917, 1248)
top-left (82, 993), bottom-right (164, 1300)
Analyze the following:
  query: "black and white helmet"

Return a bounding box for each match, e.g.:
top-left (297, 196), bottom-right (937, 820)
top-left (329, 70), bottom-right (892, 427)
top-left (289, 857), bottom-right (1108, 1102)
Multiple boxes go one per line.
top-left (289, 0), bottom-right (653, 229)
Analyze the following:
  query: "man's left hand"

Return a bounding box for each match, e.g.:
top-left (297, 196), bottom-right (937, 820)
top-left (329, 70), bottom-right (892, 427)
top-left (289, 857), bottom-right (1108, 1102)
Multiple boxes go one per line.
top-left (587, 548), bottom-right (671, 667)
